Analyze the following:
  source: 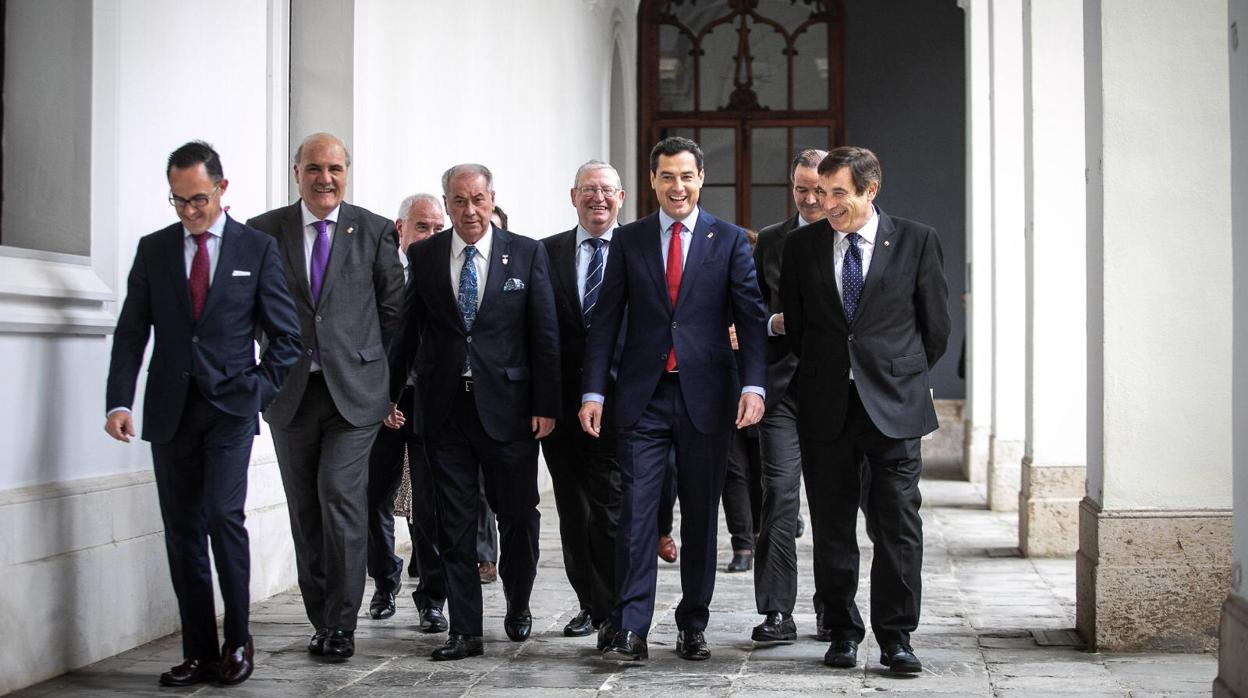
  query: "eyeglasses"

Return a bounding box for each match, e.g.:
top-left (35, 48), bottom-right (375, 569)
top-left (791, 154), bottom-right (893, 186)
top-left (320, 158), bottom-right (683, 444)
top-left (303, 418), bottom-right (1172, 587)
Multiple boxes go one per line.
top-left (576, 185), bottom-right (619, 198)
top-left (169, 186), bottom-right (219, 210)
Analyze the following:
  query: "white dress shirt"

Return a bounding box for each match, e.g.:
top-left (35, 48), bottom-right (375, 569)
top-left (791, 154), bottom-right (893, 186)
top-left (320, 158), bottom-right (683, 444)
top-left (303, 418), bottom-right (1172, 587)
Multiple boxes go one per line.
top-left (832, 206), bottom-right (880, 382)
top-left (576, 224), bottom-right (615, 306)
top-left (450, 226), bottom-right (492, 310)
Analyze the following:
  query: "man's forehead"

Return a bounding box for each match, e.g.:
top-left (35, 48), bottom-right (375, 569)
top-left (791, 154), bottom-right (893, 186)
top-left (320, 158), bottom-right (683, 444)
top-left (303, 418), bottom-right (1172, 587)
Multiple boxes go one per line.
top-left (299, 140), bottom-right (347, 166)
top-left (449, 174), bottom-right (490, 196)
top-left (410, 200), bottom-right (444, 217)
top-left (577, 169), bottom-right (621, 187)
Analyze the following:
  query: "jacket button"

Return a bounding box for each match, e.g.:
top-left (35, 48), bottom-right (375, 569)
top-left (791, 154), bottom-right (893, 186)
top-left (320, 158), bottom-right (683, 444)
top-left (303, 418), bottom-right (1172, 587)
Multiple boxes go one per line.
top-left (182, 371), bottom-right (190, 378)
top-left (848, 334), bottom-right (855, 342)
top-left (315, 314), bottom-right (323, 322)
top-left (191, 336), bottom-right (199, 343)
top-left (466, 336), bottom-right (473, 343)
top-left (306, 348), bottom-right (314, 356)
top-left (671, 322), bottom-right (678, 329)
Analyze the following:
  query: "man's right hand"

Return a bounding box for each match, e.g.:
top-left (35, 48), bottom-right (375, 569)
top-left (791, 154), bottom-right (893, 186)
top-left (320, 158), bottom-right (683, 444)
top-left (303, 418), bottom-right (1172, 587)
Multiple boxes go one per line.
top-left (578, 401), bottom-right (603, 438)
top-left (770, 312), bottom-right (786, 335)
top-left (384, 402), bottom-right (406, 430)
top-left (105, 411), bottom-right (136, 443)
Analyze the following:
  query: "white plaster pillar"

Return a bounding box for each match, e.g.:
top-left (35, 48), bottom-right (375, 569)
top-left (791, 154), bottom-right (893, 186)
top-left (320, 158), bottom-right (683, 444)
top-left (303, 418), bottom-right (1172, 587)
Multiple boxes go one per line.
top-left (987, 0), bottom-right (1026, 512)
top-left (1081, 0), bottom-right (1233, 652)
top-left (1018, 0), bottom-right (1085, 556)
top-left (1217, 0), bottom-right (1248, 692)
top-left (961, 0), bottom-right (994, 485)
top-left (289, 0), bottom-right (355, 199)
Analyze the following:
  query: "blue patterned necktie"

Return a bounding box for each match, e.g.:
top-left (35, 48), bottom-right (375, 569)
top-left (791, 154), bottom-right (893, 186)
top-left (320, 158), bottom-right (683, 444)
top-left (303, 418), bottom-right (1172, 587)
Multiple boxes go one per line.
top-left (582, 237), bottom-right (606, 327)
top-left (842, 232), bottom-right (863, 322)
top-left (458, 245), bottom-right (479, 372)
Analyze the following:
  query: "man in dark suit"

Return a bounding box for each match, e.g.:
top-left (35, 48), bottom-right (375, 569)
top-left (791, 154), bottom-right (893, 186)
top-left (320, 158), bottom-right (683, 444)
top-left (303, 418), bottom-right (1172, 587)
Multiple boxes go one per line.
top-left (105, 141), bottom-right (301, 687)
top-left (750, 148), bottom-right (827, 643)
top-left (580, 137), bottom-right (768, 663)
top-left (246, 132), bottom-right (405, 660)
top-left (780, 146), bottom-right (950, 673)
top-left (387, 163), bottom-right (560, 661)
top-left (365, 193), bottom-right (447, 632)
top-left (540, 160), bottom-right (626, 643)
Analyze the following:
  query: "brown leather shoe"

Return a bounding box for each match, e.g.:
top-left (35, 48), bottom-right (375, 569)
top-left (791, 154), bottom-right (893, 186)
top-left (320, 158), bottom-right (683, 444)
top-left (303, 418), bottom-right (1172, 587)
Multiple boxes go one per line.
top-left (657, 535), bottom-right (678, 563)
top-left (478, 561), bottom-right (498, 584)
top-left (218, 638), bottom-right (254, 685)
top-left (158, 658), bottom-right (217, 687)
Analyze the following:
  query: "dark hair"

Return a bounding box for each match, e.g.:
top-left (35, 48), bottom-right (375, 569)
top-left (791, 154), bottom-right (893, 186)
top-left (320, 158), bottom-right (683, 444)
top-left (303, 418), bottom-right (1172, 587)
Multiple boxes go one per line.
top-left (492, 205), bottom-right (509, 230)
top-left (649, 136), bottom-right (704, 172)
top-left (817, 146), bottom-right (882, 195)
top-left (166, 140), bottom-right (223, 182)
top-left (791, 148), bottom-right (828, 180)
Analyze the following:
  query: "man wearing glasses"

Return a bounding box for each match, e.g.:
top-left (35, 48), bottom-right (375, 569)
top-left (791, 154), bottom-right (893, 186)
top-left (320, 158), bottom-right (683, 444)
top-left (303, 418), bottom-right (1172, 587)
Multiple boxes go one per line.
top-left (105, 141), bottom-right (302, 687)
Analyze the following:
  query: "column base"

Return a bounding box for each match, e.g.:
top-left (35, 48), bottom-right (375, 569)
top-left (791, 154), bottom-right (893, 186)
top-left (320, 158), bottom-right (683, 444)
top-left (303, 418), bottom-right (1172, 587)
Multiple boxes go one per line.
top-left (987, 435), bottom-right (1023, 511)
top-left (1214, 592), bottom-right (1248, 696)
top-left (963, 420), bottom-right (990, 484)
top-left (1018, 459), bottom-right (1083, 556)
top-left (1076, 497), bottom-right (1231, 651)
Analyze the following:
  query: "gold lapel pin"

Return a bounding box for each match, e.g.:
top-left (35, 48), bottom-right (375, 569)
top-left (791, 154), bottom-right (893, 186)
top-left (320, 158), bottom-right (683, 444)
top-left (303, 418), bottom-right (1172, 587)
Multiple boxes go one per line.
top-left (346, 226), bottom-right (355, 235)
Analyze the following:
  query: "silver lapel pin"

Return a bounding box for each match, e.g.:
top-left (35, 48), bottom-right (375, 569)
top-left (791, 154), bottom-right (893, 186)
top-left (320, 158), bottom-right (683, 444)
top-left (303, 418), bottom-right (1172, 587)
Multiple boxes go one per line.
top-left (346, 226), bottom-right (355, 235)
top-left (501, 254), bottom-right (510, 266)
top-left (707, 231), bottom-right (714, 239)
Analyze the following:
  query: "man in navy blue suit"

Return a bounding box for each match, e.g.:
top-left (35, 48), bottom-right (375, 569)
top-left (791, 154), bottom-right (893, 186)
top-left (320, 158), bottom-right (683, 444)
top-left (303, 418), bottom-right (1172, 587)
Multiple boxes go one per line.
top-left (105, 141), bottom-right (302, 687)
top-left (580, 137), bottom-right (768, 662)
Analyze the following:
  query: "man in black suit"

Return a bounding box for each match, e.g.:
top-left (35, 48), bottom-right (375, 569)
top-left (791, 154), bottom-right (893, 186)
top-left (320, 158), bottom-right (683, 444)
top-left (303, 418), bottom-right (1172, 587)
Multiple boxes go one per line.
top-left (750, 148), bottom-right (826, 643)
top-left (246, 132), bottom-right (405, 660)
top-left (580, 137), bottom-right (769, 663)
top-left (105, 141), bottom-right (301, 687)
top-left (780, 146), bottom-right (950, 673)
top-left (365, 193), bottom-right (448, 632)
top-left (540, 160), bottom-right (626, 643)
top-left (387, 163), bottom-right (560, 661)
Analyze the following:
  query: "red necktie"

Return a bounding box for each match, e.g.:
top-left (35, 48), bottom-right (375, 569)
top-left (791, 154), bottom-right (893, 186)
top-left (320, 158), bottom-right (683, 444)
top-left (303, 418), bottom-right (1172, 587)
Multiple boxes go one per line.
top-left (189, 232), bottom-right (211, 321)
top-left (665, 222), bottom-right (683, 372)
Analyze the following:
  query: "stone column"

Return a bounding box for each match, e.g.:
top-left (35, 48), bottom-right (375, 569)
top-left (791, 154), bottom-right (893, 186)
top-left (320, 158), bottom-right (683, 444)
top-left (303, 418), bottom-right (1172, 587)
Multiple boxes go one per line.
top-left (1017, 0), bottom-right (1085, 556)
top-left (987, 0), bottom-right (1026, 512)
top-left (1080, 0), bottom-right (1233, 652)
top-left (961, 0), bottom-right (994, 485)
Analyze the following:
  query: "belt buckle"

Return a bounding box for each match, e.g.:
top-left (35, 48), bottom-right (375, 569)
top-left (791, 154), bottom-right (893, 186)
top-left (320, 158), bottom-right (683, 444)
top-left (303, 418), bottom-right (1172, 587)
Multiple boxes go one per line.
top-left (463, 379), bottom-right (473, 392)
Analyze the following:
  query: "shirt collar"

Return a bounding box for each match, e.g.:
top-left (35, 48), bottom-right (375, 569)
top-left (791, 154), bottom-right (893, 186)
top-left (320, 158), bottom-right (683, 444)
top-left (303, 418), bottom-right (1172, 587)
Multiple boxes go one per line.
top-left (576, 223), bottom-right (615, 247)
top-left (834, 206), bottom-right (880, 245)
top-left (452, 225), bottom-right (493, 261)
top-left (183, 211), bottom-right (227, 240)
top-left (798, 213), bottom-right (818, 228)
top-left (300, 201), bottom-right (341, 228)
top-left (658, 207), bottom-right (699, 236)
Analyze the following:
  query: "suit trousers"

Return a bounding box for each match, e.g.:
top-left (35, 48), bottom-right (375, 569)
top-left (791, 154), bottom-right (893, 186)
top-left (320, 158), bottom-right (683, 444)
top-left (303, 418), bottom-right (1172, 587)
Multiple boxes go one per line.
top-left (477, 478), bottom-right (499, 563)
top-left (151, 382), bottom-right (255, 661)
top-left (272, 373), bottom-right (379, 632)
top-left (405, 434), bottom-right (447, 608)
top-left (753, 390), bottom-right (805, 614)
top-left (657, 453), bottom-right (677, 536)
top-left (802, 383), bottom-right (923, 646)
top-left (541, 422), bottom-right (621, 623)
top-left (426, 383), bottom-right (541, 636)
top-left (722, 427), bottom-right (761, 552)
top-left (613, 374), bottom-right (730, 638)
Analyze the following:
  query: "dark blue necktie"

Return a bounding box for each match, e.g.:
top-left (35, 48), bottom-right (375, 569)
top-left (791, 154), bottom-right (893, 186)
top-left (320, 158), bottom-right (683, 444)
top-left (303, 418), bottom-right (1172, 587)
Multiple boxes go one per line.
top-left (582, 237), bottom-right (606, 327)
top-left (842, 232), bottom-right (863, 322)
top-left (458, 245), bottom-right (478, 372)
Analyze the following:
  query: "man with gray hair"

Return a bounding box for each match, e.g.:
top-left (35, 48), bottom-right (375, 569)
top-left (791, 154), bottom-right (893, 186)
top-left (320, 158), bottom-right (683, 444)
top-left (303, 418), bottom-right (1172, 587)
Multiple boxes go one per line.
top-left (247, 132), bottom-right (405, 660)
top-left (541, 161), bottom-right (627, 644)
top-left (365, 193), bottom-right (448, 631)
top-left (387, 163), bottom-right (560, 660)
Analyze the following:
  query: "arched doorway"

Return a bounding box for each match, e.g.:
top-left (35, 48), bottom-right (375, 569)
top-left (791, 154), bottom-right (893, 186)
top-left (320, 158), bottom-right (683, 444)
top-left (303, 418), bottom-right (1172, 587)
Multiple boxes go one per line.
top-left (638, 0), bottom-right (846, 230)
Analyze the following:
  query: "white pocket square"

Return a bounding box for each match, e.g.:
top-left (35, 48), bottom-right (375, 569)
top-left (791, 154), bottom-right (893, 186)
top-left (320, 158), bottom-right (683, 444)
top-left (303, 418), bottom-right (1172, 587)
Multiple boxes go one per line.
top-left (502, 278), bottom-right (526, 292)
top-left (232, 270), bottom-right (252, 277)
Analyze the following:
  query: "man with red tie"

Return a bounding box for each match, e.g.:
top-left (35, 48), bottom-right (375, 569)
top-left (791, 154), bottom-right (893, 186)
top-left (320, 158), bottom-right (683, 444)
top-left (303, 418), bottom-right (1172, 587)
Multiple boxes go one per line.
top-left (580, 136), bottom-right (769, 663)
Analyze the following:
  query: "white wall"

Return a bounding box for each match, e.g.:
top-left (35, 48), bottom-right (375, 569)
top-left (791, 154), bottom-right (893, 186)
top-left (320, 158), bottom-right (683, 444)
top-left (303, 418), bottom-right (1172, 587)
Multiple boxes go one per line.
top-left (1231, 0), bottom-right (1247, 605)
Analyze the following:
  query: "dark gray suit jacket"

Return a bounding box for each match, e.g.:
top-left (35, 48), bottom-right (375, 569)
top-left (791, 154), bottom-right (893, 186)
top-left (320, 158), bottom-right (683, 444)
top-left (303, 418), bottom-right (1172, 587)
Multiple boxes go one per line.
top-left (754, 214), bottom-right (803, 409)
top-left (247, 201), bottom-right (405, 428)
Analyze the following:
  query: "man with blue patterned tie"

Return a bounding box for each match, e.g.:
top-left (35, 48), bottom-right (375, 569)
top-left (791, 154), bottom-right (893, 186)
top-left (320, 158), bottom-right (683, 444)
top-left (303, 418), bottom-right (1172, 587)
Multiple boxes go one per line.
top-left (779, 147), bottom-right (950, 673)
top-left (387, 163), bottom-right (560, 661)
top-left (540, 161), bottom-right (627, 644)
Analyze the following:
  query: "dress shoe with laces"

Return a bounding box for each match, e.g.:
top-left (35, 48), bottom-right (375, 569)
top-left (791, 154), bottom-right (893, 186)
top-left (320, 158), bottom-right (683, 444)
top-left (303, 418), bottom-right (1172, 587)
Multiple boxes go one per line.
top-left (751, 611), bottom-right (797, 642)
top-left (879, 643), bottom-right (922, 673)
top-left (416, 599), bottom-right (449, 633)
top-left (824, 640), bottom-right (859, 668)
top-left (158, 658), bottom-right (217, 687)
top-left (325, 629), bottom-right (354, 659)
top-left (218, 638), bottom-right (254, 685)
top-left (478, 561), bottom-right (498, 584)
top-left (369, 583), bottom-right (399, 620)
top-left (596, 619), bottom-right (615, 651)
top-left (657, 534), bottom-right (678, 563)
top-left (307, 628), bottom-right (329, 655)
top-left (602, 629), bottom-right (648, 662)
top-left (563, 607), bottom-right (593, 637)
top-left (431, 632), bottom-right (483, 661)
top-left (726, 549), bottom-right (754, 572)
top-left (675, 629), bottom-right (711, 660)
top-left (504, 606), bottom-right (532, 641)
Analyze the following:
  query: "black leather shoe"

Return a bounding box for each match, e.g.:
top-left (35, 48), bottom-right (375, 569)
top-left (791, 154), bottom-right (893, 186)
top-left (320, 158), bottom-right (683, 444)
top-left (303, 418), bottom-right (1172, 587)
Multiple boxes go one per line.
top-left (726, 549), bottom-right (754, 572)
top-left (431, 633), bottom-right (483, 661)
top-left (596, 619), bottom-right (615, 651)
top-left (416, 600), bottom-right (449, 633)
top-left (325, 629), bottom-right (354, 659)
top-left (307, 628), bottom-right (329, 655)
top-left (602, 629), bottom-right (647, 662)
top-left (159, 658), bottom-right (217, 686)
top-left (563, 608), bottom-right (593, 637)
top-left (824, 640), bottom-right (859, 668)
top-left (217, 638), bottom-right (254, 685)
top-left (814, 611), bottom-right (833, 642)
top-left (675, 629), bottom-right (711, 660)
top-left (751, 611), bottom-right (797, 642)
top-left (369, 582), bottom-right (399, 619)
top-left (504, 606), bottom-right (532, 641)
top-left (879, 643), bottom-right (922, 673)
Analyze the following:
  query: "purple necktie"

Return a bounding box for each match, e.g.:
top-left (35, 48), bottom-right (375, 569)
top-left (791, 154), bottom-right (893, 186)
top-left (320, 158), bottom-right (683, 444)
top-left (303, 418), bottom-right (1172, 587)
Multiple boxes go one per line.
top-left (310, 219), bottom-right (330, 305)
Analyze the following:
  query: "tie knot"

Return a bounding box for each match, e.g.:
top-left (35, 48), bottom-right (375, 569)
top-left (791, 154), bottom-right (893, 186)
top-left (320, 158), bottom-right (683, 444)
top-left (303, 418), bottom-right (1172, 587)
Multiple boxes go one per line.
top-left (464, 245), bottom-right (478, 260)
top-left (846, 232), bottom-right (861, 244)
top-left (670, 221), bottom-right (684, 236)
top-left (191, 232), bottom-right (210, 248)
top-left (585, 237), bottom-right (606, 250)
top-left (314, 219), bottom-right (329, 236)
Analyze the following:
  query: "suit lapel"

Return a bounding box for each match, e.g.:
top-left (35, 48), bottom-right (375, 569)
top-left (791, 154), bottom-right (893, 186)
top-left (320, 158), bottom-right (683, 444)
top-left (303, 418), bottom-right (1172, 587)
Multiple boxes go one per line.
top-left (551, 230), bottom-right (582, 324)
top-left (315, 203), bottom-right (354, 308)
top-left (640, 214), bottom-right (669, 310)
top-left (164, 226), bottom-right (193, 320)
top-left (198, 216), bottom-right (239, 322)
top-left (281, 203), bottom-right (314, 309)
top-left (853, 211), bottom-right (895, 324)
top-left (812, 220), bottom-right (850, 328)
top-left (475, 226), bottom-right (508, 323)
top-left (674, 209), bottom-right (712, 310)
top-left (426, 230), bottom-right (464, 332)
